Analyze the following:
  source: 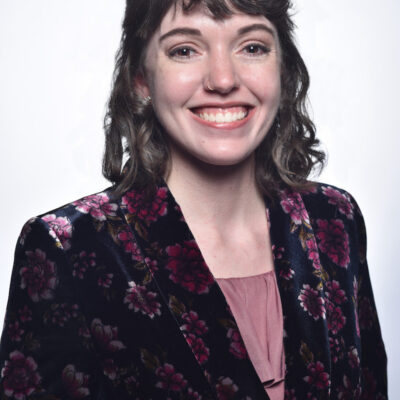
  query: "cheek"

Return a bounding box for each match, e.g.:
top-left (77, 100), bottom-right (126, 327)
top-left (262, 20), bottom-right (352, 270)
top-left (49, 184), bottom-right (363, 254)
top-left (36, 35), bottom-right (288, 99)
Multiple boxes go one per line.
top-left (244, 64), bottom-right (281, 104)
top-left (152, 65), bottom-right (201, 107)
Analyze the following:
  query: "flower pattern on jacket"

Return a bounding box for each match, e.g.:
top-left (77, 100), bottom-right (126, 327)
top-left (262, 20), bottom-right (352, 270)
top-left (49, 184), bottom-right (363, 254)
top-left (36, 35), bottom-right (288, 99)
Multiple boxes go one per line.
top-left (42, 214), bottom-right (73, 250)
top-left (122, 187), bottom-right (168, 224)
top-left (322, 186), bottom-right (354, 220)
top-left (280, 190), bottom-right (310, 225)
top-left (303, 361), bottom-right (330, 389)
top-left (124, 282), bottom-right (161, 319)
top-left (316, 219), bottom-right (350, 268)
top-left (298, 284), bottom-right (326, 320)
top-left (0, 183), bottom-right (387, 399)
top-left (73, 192), bottom-right (118, 221)
top-left (155, 363), bottom-right (187, 391)
top-left (90, 318), bottom-right (126, 352)
top-left (166, 241), bottom-right (214, 294)
top-left (20, 249), bottom-right (58, 302)
top-left (1, 351), bottom-right (41, 400)
top-left (62, 364), bottom-right (90, 399)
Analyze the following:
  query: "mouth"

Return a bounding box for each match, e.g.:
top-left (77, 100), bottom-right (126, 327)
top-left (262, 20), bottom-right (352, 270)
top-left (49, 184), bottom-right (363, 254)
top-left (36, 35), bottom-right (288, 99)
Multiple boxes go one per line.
top-left (189, 106), bottom-right (252, 124)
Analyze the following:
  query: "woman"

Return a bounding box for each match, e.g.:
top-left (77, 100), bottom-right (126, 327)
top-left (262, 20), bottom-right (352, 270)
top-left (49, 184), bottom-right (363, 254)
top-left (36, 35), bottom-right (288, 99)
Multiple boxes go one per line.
top-left (0, 0), bottom-right (387, 399)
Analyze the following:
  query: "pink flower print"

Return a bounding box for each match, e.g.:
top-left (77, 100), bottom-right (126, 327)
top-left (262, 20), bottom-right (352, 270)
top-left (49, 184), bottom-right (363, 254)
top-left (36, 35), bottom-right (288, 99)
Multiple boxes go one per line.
top-left (298, 284), bottom-right (326, 320)
top-left (329, 337), bottom-right (345, 363)
top-left (7, 322), bottom-right (24, 342)
top-left (166, 241), bottom-right (214, 294)
top-left (20, 249), bottom-right (58, 302)
top-left (280, 190), bottom-right (310, 225)
top-left (103, 359), bottom-right (118, 380)
top-left (18, 306), bottom-right (32, 323)
top-left (316, 219), bottom-right (350, 268)
top-left (78, 326), bottom-right (91, 339)
top-left (303, 361), bottom-right (330, 389)
top-left (348, 347), bottom-right (360, 369)
top-left (19, 218), bottom-right (36, 246)
top-left (1, 351), bottom-right (41, 399)
top-left (90, 318), bottom-right (126, 352)
top-left (44, 303), bottom-right (79, 327)
top-left (98, 273), bottom-right (113, 288)
top-left (62, 364), bottom-right (90, 399)
top-left (337, 375), bottom-right (361, 400)
top-left (300, 185), bottom-right (318, 195)
top-left (358, 297), bottom-right (375, 330)
top-left (73, 192), bottom-right (117, 221)
top-left (326, 301), bottom-right (346, 334)
top-left (227, 327), bottom-right (247, 359)
top-left (216, 376), bottom-right (239, 400)
top-left (306, 238), bottom-right (322, 270)
top-left (279, 265), bottom-right (295, 280)
top-left (124, 375), bottom-right (139, 393)
top-left (322, 186), bottom-right (354, 220)
top-left (117, 229), bottom-right (142, 261)
top-left (181, 311), bottom-right (208, 336)
top-left (272, 245), bottom-right (284, 260)
top-left (284, 388), bottom-right (297, 400)
top-left (145, 257), bottom-right (158, 273)
top-left (72, 251), bottom-right (96, 279)
top-left (187, 387), bottom-right (202, 400)
top-left (124, 282), bottom-right (161, 319)
top-left (155, 363), bottom-right (187, 391)
top-left (184, 333), bottom-right (210, 364)
top-left (42, 214), bottom-right (73, 250)
top-left (326, 280), bottom-right (347, 305)
top-left (122, 187), bottom-right (168, 224)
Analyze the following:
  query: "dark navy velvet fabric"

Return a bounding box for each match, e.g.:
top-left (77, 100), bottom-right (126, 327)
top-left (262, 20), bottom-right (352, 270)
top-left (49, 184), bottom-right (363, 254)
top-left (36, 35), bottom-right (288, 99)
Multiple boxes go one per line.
top-left (0, 182), bottom-right (387, 399)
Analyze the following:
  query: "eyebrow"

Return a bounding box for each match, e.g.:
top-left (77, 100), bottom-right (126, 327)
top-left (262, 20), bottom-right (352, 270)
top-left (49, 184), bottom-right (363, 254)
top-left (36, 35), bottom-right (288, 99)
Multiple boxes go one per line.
top-left (159, 23), bottom-right (276, 43)
top-left (237, 23), bottom-right (276, 39)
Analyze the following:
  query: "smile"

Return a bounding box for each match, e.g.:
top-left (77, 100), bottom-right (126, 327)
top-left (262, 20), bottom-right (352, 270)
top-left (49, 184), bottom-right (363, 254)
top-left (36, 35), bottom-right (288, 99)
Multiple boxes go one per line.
top-left (189, 105), bottom-right (254, 128)
top-left (192, 106), bottom-right (249, 123)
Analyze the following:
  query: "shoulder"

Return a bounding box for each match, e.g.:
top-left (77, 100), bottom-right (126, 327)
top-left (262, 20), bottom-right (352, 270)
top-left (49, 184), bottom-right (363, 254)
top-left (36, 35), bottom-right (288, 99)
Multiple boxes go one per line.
top-left (299, 182), bottom-right (363, 223)
top-left (37, 187), bottom-right (118, 222)
top-left (17, 187), bottom-right (120, 251)
top-left (298, 182), bottom-right (367, 257)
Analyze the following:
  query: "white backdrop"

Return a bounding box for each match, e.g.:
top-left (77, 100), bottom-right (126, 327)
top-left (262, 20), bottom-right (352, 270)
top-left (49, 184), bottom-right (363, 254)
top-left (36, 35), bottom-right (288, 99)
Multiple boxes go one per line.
top-left (0, 1), bottom-right (398, 397)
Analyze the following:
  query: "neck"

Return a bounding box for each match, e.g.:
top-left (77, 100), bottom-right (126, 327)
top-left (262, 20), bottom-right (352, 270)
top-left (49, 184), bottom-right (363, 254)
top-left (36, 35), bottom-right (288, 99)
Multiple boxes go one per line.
top-left (166, 151), bottom-right (264, 228)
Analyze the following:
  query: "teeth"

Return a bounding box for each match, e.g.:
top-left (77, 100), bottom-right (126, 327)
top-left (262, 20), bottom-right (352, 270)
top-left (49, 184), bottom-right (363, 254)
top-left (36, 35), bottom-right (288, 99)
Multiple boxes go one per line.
top-left (197, 110), bottom-right (247, 123)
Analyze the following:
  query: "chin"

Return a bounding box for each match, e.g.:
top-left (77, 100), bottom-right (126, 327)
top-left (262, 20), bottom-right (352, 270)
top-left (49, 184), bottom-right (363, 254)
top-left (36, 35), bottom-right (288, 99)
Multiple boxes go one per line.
top-left (195, 151), bottom-right (253, 168)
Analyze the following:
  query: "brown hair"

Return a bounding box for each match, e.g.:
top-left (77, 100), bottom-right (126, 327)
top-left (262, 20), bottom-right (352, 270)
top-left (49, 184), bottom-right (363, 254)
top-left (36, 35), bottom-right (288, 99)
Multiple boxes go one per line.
top-left (103, 0), bottom-right (325, 197)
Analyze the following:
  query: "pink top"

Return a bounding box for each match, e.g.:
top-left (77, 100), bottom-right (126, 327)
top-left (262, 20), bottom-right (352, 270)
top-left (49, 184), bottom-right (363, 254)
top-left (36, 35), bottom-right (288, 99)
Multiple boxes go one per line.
top-left (216, 270), bottom-right (285, 400)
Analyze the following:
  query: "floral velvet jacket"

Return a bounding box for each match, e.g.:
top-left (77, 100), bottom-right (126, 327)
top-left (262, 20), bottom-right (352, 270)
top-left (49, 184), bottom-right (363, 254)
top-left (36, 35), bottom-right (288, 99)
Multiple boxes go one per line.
top-left (0, 182), bottom-right (387, 400)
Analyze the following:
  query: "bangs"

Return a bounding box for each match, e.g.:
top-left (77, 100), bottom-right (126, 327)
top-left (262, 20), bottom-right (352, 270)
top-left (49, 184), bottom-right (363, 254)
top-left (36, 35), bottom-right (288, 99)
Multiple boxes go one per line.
top-left (175, 0), bottom-right (268, 19)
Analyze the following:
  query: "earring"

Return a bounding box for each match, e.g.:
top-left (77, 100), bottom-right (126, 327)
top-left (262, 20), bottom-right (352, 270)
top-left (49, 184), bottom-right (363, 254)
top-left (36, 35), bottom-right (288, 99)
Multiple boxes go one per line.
top-left (143, 96), bottom-right (152, 105)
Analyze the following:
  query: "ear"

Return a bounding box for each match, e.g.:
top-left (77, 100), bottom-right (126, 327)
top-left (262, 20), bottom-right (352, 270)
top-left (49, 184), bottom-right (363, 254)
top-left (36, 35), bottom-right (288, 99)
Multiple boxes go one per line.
top-left (133, 73), bottom-right (150, 99)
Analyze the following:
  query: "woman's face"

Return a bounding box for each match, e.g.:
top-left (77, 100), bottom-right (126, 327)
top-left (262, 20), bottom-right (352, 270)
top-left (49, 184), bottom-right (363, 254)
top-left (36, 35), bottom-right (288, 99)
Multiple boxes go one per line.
top-left (139, 4), bottom-right (281, 167)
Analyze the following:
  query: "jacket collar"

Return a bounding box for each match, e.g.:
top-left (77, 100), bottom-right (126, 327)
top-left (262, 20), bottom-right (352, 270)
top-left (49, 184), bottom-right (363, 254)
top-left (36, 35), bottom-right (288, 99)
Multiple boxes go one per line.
top-left (118, 183), bottom-right (330, 397)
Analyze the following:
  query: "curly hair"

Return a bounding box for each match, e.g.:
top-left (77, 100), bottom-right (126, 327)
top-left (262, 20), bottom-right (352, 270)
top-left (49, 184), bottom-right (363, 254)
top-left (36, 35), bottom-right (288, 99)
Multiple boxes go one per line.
top-left (103, 0), bottom-right (325, 197)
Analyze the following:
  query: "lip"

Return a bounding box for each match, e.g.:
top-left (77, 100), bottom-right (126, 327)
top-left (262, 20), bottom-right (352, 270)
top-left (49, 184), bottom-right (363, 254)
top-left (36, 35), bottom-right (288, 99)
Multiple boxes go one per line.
top-left (189, 101), bottom-right (254, 110)
top-left (189, 106), bottom-right (256, 130)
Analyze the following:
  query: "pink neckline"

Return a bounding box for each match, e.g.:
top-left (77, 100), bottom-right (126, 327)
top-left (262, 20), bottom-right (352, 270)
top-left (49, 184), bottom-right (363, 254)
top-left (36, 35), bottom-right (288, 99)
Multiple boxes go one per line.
top-left (215, 269), bottom-right (275, 280)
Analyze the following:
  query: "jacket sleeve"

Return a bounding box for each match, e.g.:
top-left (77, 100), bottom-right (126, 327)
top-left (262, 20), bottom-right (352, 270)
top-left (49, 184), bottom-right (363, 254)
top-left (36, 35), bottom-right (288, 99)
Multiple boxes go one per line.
top-left (0, 218), bottom-right (105, 399)
top-left (352, 197), bottom-right (388, 399)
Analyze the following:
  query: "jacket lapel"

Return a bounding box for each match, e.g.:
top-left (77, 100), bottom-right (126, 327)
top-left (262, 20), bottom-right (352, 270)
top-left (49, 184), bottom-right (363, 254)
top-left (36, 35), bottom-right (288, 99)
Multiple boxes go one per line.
top-left (119, 184), bottom-right (269, 399)
top-left (268, 188), bottom-right (331, 396)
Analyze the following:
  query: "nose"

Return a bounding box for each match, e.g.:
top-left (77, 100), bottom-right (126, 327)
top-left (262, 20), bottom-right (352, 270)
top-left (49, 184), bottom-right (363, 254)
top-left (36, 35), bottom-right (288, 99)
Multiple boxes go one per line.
top-left (204, 50), bottom-right (240, 94)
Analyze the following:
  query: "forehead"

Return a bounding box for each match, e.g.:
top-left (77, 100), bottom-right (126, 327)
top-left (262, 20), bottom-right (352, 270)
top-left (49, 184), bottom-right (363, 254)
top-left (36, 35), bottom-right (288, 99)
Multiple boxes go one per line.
top-left (156, 3), bottom-right (277, 37)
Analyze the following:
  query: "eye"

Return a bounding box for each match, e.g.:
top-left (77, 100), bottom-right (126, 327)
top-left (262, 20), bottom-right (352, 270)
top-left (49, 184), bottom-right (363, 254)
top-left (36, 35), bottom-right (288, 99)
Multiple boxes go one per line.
top-left (168, 46), bottom-right (197, 59)
top-left (242, 43), bottom-right (270, 56)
